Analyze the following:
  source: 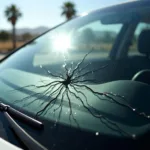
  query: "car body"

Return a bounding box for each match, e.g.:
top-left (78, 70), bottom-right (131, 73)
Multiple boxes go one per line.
top-left (0, 0), bottom-right (150, 149)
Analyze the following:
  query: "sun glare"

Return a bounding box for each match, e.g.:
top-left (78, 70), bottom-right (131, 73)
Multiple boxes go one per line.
top-left (52, 34), bottom-right (72, 53)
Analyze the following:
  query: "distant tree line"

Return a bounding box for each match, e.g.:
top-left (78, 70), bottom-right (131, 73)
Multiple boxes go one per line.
top-left (75, 28), bottom-right (116, 44)
top-left (0, 30), bottom-right (35, 42)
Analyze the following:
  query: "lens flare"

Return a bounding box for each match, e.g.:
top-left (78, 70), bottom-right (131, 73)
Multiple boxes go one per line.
top-left (52, 34), bottom-right (71, 53)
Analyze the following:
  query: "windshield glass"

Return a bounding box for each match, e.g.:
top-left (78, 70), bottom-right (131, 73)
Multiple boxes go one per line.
top-left (0, 8), bottom-right (149, 147)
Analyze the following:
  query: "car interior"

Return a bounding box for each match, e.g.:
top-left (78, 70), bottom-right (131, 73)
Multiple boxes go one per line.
top-left (96, 26), bottom-right (150, 84)
top-left (131, 29), bottom-right (150, 84)
top-left (113, 29), bottom-right (150, 82)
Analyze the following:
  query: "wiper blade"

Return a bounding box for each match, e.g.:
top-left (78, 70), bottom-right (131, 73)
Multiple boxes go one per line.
top-left (4, 112), bottom-right (47, 150)
top-left (0, 103), bottom-right (47, 150)
top-left (0, 103), bottom-right (43, 129)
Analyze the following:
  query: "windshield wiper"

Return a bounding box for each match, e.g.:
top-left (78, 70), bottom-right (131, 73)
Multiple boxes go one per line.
top-left (0, 103), bottom-right (43, 129)
top-left (0, 102), bottom-right (47, 150)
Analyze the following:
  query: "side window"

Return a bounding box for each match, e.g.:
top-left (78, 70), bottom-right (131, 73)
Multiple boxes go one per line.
top-left (74, 21), bottom-right (122, 53)
top-left (128, 23), bottom-right (150, 56)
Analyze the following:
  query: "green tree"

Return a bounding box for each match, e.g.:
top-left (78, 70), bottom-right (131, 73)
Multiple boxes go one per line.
top-left (0, 30), bottom-right (10, 41)
top-left (102, 32), bottom-right (114, 43)
top-left (80, 28), bottom-right (96, 44)
top-left (61, 2), bottom-right (76, 20)
top-left (5, 4), bottom-right (22, 49)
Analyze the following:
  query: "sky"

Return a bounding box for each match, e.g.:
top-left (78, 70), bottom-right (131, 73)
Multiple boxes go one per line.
top-left (0, 0), bottom-right (131, 29)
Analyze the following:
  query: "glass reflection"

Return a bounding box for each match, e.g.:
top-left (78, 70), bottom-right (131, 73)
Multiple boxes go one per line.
top-left (52, 34), bottom-right (72, 53)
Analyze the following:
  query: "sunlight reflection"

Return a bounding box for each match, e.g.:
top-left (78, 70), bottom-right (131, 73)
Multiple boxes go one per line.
top-left (80, 12), bottom-right (88, 17)
top-left (52, 34), bottom-right (72, 53)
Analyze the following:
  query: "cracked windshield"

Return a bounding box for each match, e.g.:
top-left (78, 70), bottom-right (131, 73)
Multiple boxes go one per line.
top-left (0, 7), bottom-right (149, 145)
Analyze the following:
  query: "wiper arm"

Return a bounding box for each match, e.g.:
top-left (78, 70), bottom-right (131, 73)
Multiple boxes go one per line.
top-left (0, 103), bottom-right (43, 129)
top-left (0, 103), bottom-right (47, 150)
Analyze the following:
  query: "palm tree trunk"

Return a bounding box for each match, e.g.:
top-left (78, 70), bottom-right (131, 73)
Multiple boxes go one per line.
top-left (12, 25), bottom-right (16, 49)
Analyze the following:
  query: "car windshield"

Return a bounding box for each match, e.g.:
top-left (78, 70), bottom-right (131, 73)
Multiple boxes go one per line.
top-left (0, 6), bottom-right (150, 148)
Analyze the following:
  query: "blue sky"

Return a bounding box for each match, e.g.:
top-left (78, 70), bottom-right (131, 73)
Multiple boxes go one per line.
top-left (0, 0), bottom-right (130, 29)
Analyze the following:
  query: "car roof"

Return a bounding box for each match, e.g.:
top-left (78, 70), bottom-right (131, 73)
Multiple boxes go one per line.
top-left (82, 0), bottom-right (150, 16)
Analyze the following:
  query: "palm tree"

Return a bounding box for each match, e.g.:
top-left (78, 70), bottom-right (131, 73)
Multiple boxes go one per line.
top-left (61, 2), bottom-right (76, 20)
top-left (5, 4), bottom-right (22, 49)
